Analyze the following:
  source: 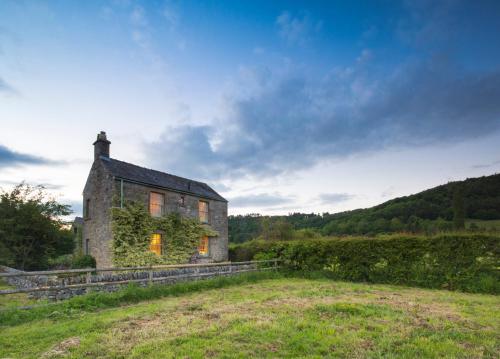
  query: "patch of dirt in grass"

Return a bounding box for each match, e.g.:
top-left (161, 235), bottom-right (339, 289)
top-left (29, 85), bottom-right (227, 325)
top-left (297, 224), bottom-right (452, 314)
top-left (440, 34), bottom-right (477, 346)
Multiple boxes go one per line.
top-left (102, 300), bottom-right (276, 355)
top-left (42, 337), bottom-right (80, 358)
top-left (204, 348), bottom-right (220, 357)
top-left (124, 314), bottom-right (165, 330)
top-left (105, 312), bottom-right (198, 354)
top-left (262, 296), bottom-right (317, 308)
top-left (260, 290), bottom-right (469, 329)
top-left (262, 290), bottom-right (479, 343)
top-left (375, 293), bottom-right (457, 316)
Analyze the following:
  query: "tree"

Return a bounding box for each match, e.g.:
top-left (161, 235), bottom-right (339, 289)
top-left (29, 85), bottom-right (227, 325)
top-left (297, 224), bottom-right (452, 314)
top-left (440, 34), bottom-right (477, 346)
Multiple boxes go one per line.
top-left (0, 183), bottom-right (72, 270)
top-left (452, 185), bottom-right (465, 230)
top-left (260, 217), bottom-right (272, 241)
top-left (273, 220), bottom-right (294, 241)
top-left (406, 215), bottom-right (422, 233)
top-left (390, 217), bottom-right (404, 232)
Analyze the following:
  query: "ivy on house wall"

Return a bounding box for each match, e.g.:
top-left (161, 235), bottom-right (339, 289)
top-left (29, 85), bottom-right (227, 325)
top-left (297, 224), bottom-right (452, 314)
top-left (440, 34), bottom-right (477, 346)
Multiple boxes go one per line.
top-left (111, 202), bottom-right (217, 267)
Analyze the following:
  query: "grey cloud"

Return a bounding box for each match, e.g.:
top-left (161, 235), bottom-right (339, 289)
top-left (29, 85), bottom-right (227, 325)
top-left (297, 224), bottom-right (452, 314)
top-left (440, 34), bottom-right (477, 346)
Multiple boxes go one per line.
top-left (147, 59), bottom-right (500, 181)
top-left (229, 193), bottom-right (293, 208)
top-left (146, 2), bottom-right (500, 181)
top-left (0, 179), bottom-right (63, 189)
top-left (36, 183), bottom-right (64, 190)
top-left (472, 160), bottom-right (500, 169)
top-left (212, 183), bottom-right (231, 193)
top-left (0, 145), bottom-right (57, 168)
top-left (381, 186), bottom-right (397, 198)
top-left (318, 193), bottom-right (355, 205)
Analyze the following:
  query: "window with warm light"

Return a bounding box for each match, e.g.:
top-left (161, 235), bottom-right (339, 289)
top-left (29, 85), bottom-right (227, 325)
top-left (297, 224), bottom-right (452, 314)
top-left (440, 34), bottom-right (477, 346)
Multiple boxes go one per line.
top-left (198, 236), bottom-right (209, 256)
top-left (199, 200), bottom-right (209, 223)
top-left (150, 233), bottom-right (162, 255)
top-left (149, 192), bottom-right (164, 217)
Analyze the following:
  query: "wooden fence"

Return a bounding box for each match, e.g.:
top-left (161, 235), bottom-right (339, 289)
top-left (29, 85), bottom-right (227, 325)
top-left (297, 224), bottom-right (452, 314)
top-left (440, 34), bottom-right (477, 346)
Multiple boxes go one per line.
top-left (0, 260), bottom-right (280, 297)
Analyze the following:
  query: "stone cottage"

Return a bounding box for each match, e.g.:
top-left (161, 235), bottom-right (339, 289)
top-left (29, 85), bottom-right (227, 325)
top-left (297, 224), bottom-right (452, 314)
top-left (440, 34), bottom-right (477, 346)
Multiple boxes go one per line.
top-left (82, 131), bottom-right (228, 268)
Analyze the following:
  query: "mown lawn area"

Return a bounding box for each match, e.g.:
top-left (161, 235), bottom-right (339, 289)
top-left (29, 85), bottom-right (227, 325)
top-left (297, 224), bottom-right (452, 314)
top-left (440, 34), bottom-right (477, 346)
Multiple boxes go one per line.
top-left (0, 275), bottom-right (498, 358)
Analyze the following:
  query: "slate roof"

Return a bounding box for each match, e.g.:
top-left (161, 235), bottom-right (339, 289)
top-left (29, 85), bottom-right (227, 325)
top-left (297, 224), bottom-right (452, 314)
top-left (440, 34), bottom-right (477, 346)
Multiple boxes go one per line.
top-left (100, 157), bottom-right (227, 202)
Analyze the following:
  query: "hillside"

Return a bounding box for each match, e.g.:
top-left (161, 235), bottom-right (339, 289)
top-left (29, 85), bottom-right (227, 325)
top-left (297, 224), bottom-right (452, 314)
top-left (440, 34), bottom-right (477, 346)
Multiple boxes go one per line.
top-left (229, 173), bottom-right (500, 242)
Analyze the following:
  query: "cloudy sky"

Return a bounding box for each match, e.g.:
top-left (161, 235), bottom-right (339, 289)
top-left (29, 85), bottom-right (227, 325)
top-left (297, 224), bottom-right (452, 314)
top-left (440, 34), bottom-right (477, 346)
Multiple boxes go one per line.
top-left (1, 0), bottom-right (500, 217)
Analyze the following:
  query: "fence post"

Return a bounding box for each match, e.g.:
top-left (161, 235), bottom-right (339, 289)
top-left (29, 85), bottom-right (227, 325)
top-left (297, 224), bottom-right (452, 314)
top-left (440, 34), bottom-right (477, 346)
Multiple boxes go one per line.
top-left (148, 267), bottom-right (153, 286)
top-left (86, 270), bottom-right (91, 284)
top-left (274, 259), bottom-right (278, 272)
top-left (229, 263), bottom-right (232, 274)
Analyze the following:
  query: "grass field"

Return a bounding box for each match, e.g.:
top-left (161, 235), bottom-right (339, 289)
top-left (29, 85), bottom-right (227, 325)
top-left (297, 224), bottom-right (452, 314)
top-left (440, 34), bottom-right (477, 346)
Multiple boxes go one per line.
top-left (466, 219), bottom-right (500, 231)
top-left (0, 275), bottom-right (498, 358)
top-left (0, 279), bottom-right (39, 309)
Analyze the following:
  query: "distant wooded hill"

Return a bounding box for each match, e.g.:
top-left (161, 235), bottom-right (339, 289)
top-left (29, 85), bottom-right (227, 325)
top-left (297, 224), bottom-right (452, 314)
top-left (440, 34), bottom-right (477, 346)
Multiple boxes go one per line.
top-left (228, 173), bottom-right (500, 243)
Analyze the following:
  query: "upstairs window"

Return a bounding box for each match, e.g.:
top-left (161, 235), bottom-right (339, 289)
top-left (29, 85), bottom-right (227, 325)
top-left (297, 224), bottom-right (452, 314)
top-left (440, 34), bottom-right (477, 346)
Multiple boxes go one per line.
top-left (150, 233), bottom-right (162, 255)
top-left (199, 200), bottom-right (209, 223)
top-left (84, 199), bottom-right (90, 219)
top-left (198, 236), bottom-right (209, 256)
top-left (149, 192), bottom-right (165, 217)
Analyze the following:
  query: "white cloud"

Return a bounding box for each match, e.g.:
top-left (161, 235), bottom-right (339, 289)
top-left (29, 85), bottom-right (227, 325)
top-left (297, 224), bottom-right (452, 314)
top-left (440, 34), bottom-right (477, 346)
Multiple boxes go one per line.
top-left (162, 2), bottom-right (179, 30)
top-left (275, 11), bottom-right (322, 45)
top-left (130, 6), bottom-right (148, 27)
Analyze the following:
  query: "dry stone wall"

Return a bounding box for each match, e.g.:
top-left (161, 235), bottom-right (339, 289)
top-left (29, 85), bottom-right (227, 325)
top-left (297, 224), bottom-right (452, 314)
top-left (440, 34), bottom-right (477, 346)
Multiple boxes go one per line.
top-left (1, 263), bottom-right (257, 301)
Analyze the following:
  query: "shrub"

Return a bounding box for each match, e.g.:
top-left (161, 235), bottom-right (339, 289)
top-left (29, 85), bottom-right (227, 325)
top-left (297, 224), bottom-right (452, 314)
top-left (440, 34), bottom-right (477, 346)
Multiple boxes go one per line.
top-left (47, 254), bottom-right (96, 269)
top-left (229, 234), bottom-right (500, 294)
top-left (47, 254), bottom-right (73, 269)
top-left (71, 254), bottom-right (96, 269)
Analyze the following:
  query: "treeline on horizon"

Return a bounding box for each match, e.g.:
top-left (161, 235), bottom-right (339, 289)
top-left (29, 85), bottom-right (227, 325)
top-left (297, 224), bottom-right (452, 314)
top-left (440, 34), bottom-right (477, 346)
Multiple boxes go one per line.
top-left (229, 173), bottom-right (500, 243)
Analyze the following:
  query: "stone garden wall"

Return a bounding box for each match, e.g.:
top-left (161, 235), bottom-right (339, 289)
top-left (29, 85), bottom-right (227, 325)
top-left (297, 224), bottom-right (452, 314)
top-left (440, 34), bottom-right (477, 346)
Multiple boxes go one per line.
top-left (1, 263), bottom-right (260, 301)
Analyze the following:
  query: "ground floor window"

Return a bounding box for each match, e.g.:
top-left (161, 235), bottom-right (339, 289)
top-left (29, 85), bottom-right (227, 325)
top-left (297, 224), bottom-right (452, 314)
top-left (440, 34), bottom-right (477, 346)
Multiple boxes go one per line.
top-left (150, 233), bottom-right (162, 255)
top-left (198, 236), bottom-right (209, 256)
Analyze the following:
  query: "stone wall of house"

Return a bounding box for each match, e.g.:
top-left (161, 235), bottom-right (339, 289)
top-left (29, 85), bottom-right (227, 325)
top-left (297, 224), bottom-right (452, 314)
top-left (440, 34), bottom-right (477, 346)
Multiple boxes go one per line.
top-left (115, 180), bottom-right (229, 262)
top-left (82, 159), bottom-right (115, 268)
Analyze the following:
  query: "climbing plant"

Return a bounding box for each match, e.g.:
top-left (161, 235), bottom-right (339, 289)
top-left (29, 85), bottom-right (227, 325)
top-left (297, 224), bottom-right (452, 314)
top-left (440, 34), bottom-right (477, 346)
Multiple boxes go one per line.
top-left (111, 202), bottom-right (217, 267)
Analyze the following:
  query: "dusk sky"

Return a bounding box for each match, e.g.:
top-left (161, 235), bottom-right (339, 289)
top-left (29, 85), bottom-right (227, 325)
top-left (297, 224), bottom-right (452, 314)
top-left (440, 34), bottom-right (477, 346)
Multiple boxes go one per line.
top-left (1, 0), bottom-right (500, 218)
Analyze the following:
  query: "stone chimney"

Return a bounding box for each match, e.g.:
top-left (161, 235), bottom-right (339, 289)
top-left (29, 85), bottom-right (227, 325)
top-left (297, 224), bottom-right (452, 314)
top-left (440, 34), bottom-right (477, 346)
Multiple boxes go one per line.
top-left (93, 131), bottom-right (111, 161)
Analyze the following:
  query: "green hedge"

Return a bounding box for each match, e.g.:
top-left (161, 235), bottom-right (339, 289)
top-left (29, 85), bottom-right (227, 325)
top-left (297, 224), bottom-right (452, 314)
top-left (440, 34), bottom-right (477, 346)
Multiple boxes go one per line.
top-left (229, 234), bottom-right (500, 294)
